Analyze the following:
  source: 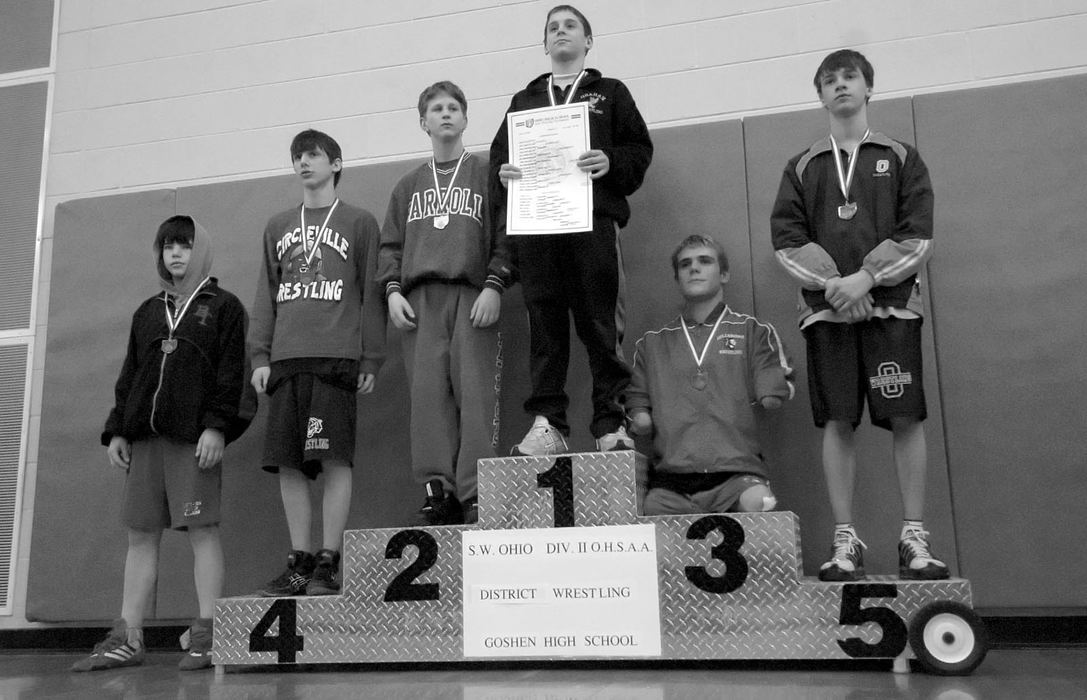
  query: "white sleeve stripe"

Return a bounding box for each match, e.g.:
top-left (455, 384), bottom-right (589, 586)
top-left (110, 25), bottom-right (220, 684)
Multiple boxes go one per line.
top-left (872, 238), bottom-right (932, 283)
top-left (775, 249), bottom-right (828, 286)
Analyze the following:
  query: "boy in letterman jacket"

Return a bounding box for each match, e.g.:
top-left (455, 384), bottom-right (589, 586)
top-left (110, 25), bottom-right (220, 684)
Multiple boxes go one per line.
top-left (490, 4), bottom-right (653, 456)
top-left (379, 81), bottom-right (513, 526)
top-left (627, 236), bottom-right (793, 515)
top-left (771, 50), bottom-right (949, 582)
top-left (73, 215), bottom-right (250, 672)
top-left (250, 129), bottom-right (385, 597)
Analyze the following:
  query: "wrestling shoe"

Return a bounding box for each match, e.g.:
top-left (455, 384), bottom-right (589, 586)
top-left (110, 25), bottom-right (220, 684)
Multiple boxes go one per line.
top-left (258, 550), bottom-right (315, 597)
top-left (306, 549), bottom-right (342, 595)
top-left (70, 620), bottom-right (144, 672)
top-left (899, 525), bottom-right (950, 580)
top-left (512, 417), bottom-right (568, 456)
top-left (418, 479), bottom-right (463, 525)
top-left (462, 497), bottom-right (479, 525)
top-left (818, 527), bottom-right (867, 582)
top-left (596, 425), bottom-right (634, 451)
top-left (178, 618), bottom-right (213, 670)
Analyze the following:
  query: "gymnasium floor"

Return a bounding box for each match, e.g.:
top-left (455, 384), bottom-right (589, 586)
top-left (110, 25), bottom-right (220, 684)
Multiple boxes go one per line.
top-left (2, 648), bottom-right (1086, 699)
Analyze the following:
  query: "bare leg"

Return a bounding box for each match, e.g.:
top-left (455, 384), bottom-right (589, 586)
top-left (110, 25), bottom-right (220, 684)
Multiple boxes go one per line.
top-left (279, 468), bottom-right (312, 551)
top-left (321, 461), bottom-right (352, 551)
top-left (120, 528), bottom-right (162, 635)
top-left (822, 420), bottom-right (857, 523)
top-left (188, 525), bottom-right (223, 619)
top-left (891, 417), bottom-right (926, 521)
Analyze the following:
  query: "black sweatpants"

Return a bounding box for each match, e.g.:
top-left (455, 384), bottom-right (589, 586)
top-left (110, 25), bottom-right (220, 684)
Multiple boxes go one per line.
top-left (514, 216), bottom-right (628, 438)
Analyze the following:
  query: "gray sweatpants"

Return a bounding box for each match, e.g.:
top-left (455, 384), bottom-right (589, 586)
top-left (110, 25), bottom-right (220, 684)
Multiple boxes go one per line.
top-left (402, 283), bottom-right (502, 502)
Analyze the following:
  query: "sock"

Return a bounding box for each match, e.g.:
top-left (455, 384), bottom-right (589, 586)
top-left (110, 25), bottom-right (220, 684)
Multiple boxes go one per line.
top-left (901, 519), bottom-right (924, 539)
top-left (532, 415), bottom-right (550, 428)
top-left (126, 626), bottom-right (144, 649)
top-left (834, 522), bottom-right (856, 535)
top-left (761, 496), bottom-right (777, 512)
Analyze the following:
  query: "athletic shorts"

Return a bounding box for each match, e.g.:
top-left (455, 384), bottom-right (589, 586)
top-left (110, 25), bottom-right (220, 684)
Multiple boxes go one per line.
top-left (643, 473), bottom-right (770, 515)
top-left (122, 437), bottom-right (221, 531)
top-left (261, 372), bottom-right (357, 479)
top-left (803, 317), bottom-right (926, 431)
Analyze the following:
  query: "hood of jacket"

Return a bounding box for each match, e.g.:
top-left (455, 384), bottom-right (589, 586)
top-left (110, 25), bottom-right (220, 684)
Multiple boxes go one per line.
top-left (156, 217), bottom-right (213, 299)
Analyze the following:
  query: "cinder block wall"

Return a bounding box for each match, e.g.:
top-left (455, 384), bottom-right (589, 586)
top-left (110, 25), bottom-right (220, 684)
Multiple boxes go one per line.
top-left (10, 0), bottom-right (1087, 627)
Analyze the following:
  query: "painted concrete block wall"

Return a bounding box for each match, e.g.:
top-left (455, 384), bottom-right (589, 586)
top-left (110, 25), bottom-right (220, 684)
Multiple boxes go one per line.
top-left (8, 0), bottom-right (1087, 626)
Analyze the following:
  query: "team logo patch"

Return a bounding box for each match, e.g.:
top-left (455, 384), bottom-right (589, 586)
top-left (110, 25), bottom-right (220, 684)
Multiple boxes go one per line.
top-left (193, 305), bottom-right (212, 326)
top-left (184, 501), bottom-right (202, 517)
top-left (582, 92), bottom-right (607, 115)
top-left (307, 417), bottom-right (324, 439)
top-left (869, 361), bottom-right (912, 399)
top-left (717, 333), bottom-right (743, 355)
top-left (875, 159), bottom-right (890, 173)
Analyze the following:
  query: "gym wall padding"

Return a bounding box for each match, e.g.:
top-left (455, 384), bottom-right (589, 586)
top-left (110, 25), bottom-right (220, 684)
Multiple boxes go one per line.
top-left (27, 74), bottom-right (1087, 621)
top-left (743, 97), bottom-right (958, 582)
top-left (27, 118), bottom-right (755, 621)
top-left (914, 74), bottom-right (1087, 611)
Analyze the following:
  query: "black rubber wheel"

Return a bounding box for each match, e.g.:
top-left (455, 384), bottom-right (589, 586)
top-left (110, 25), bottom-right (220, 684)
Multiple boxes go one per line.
top-left (908, 601), bottom-right (988, 675)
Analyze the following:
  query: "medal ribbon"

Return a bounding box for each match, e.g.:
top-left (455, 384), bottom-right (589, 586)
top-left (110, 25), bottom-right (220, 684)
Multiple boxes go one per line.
top-left (299, 198), bottom-right (340, 267)
top-left (164, 276), bottom-right (211, 336)
top-left (547, 69), bottom-right (587, 107)
top-left (430, 151), bottom-right (469, 219)
top-left (681, 307), bottom-right (728, 373)
top-left (829, 128), bottom-right (870, 203)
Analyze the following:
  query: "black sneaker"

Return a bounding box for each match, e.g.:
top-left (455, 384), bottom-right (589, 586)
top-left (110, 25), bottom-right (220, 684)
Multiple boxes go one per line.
top-left (899, 525), bottom-right (950, 580)
top-left (178, 617), bottom-right (213, 671)
top-left (306, 549), bottom-right (342, 595)
top-left (258, 550), bottom-right (315, 597)
top-left (818, 528), bottom-right (866, 582)
top-left (462, 497), bottom-right (479, 525)
top-left (418, 479), bottom-right (462, 525)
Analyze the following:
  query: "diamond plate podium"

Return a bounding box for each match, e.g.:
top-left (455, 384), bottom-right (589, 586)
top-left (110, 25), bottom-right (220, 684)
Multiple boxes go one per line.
top-left (214, 451), bottom-right (980, 670)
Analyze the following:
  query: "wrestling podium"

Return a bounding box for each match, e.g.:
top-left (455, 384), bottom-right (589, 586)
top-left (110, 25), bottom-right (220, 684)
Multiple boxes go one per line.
top-left (213, 451), bottom-right (987, 675)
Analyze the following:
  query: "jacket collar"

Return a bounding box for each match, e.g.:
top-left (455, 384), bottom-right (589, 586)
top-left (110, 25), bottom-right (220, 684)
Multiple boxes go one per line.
top-left (525, 67), bottom-right (602, 94)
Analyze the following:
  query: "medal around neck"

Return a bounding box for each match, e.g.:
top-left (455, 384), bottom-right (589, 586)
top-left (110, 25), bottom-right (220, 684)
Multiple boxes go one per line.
top-left (433, 214), bottom-right (449, 230)
top-left (692, 368), bottom-right (708, 391)
top-left (838, 202), bottom-right (857, 220)
top-left (161, 338), bottom-right (178, 354)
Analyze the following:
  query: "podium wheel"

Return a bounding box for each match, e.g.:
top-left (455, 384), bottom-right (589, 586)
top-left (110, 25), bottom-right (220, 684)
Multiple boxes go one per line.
top-left (908, 601), bottom-right (988, 675)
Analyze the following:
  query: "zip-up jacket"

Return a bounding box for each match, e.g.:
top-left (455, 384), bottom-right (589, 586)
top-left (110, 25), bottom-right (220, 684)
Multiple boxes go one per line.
top-left (378, 153), bottom-right (513, 297)
top-left (770, 132), bottom-right (933, 324)
top-left (489, 68), bottom-right (653, 229)
top-left (626, 303), bottom-right (794, 478)
top-left (102, 279), bottom-right (251, 446)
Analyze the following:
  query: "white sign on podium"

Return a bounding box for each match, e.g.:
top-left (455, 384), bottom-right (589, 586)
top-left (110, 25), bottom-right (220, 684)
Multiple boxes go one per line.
top-left (462, 524), bottom-right (662, 658)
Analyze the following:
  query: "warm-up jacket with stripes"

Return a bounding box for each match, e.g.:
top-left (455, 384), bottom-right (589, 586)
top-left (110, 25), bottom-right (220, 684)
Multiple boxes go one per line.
top-left (626, 303), bottom-right (794, 478)
top-left (770, 131), bottom-right (934, 325)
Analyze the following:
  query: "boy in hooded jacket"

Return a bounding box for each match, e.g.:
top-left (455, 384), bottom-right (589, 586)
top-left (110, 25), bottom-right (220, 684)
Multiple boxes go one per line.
top-left (73, 215), bottom-right (251, 672)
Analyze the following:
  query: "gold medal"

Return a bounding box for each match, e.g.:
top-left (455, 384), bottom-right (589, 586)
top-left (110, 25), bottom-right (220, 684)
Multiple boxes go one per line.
top-left (161, 338), bottom-right (178, 354)
top-left (433, 214), bottom-right (449, 229)
top-left (838, 202), bottom-right (857, 220)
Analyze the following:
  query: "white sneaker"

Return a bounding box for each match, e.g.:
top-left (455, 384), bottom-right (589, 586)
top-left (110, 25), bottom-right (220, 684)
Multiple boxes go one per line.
top-left (596, 425), bottom-right (634, 451)
top-left (512, 417), bottom-right (568, 456)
